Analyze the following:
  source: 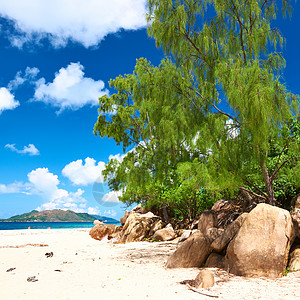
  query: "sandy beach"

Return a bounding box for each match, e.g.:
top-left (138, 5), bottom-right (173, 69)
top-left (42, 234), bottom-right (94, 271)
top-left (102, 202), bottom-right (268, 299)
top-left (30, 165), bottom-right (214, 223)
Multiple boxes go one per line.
top-left (0, 229), bottom-right (299, 300)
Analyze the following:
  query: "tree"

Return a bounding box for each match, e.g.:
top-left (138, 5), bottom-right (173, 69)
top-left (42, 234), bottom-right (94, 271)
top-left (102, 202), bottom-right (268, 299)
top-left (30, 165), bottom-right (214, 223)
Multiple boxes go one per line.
top-left (146, 0), bottom-right (299, 205)
top-left (94, 58), bottom-right (210, 217)
top-left (94, 0), bottom-right (299, 214)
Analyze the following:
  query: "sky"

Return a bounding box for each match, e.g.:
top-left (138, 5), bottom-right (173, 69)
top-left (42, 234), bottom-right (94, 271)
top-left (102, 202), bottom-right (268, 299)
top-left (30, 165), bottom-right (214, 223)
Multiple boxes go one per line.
top-left (0, 1), bottom-right (299, 220)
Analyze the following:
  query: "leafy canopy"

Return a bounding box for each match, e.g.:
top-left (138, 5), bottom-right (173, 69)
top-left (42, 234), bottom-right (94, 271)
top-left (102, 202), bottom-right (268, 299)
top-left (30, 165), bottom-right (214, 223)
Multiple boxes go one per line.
top-left (94, 0), bottom-right (299, 216)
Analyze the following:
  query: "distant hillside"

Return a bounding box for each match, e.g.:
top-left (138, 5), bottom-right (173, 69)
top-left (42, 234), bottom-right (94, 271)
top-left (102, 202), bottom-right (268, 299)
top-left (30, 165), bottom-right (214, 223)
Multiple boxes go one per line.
top-left (0, 209), bottom-right (119, 223)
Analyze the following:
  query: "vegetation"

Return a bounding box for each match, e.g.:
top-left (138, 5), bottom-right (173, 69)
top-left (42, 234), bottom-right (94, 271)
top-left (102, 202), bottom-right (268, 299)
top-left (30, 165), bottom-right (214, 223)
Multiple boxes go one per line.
top-left (94, 0), bottom-right (300, 219)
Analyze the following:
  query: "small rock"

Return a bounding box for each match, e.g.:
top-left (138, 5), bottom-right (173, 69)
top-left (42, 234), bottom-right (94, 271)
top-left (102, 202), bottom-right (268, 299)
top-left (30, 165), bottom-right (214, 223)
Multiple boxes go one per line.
top-left (93, 220), bottom-right (103, 225)
top-left (194, 270), bottom-right (215, 289)
top-left (288, 245), bottom-right (300, 271)
top-left (27, 276), bottom-right (38, 282)
top-left (180, 270), bottom-right (215, 289)
top-left (89, 224), bottom-right (116, 241)
top-left (6, 267), bottom-right (16, 272)
top-left (45, 252), bottom-right (53, 258)
top-left (153, 226), bottom-right (176, 241)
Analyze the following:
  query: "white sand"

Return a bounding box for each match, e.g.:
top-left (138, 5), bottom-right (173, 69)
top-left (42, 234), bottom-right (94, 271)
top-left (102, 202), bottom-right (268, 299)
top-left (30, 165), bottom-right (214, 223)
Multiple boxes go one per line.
top-left (0, 229), bottom-right (299, 300)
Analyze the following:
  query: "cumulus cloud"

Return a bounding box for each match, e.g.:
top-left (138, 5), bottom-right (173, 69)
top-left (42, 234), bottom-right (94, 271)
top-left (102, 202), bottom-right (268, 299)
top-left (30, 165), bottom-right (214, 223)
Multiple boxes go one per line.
top-left (0, 87), bottom-right (19, 113)
top-left (0, 167), bottom-right (102, 214)
top-left (0, 0), bottom-right (148, 48)
top-left (62, 157), bottom-right (106, 186)
top-left (33, 62), bottom-right (108, 111)
top-left (5, 143), bottom-right (40, 156)
top-left (28, 167), bottom-right (89, 212)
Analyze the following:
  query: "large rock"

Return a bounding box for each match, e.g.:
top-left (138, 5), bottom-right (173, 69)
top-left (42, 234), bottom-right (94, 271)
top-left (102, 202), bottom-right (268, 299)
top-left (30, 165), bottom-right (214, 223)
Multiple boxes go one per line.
top-left (89, 224), bottom-right (116, 241)
top-left (206, 227), bottom-right (224, 242)
top-left (225, 203), bottom-right (294, 278)
top-left (291, 195), bottom-right (300, 240)
top-left (211, 198), bottom-right (255, 228)
top-left (291, 194), bottom-right (300, 210)
top-left (198, 210), bottom-right (217, 236)
top-left (120, 212), bottom-right (158, 243)
top-left (149, 219), bottom-right (165, 237)
top-left (291, 211), bottom-right (300, 240)
top-left (120, 211), bottom-right (131, 226)
top-left (211, 213), bottom-right (248, 252)
top-left (131, 204), bottom-right (148, 214)
top-left (166, 231), bottom-right (211, 268)
top-left (176, 229), bottom-right (199, 249)
top-left (153, 224), bottom-right (176, 241)
top-left (205, 252), bottom-right (225, 269)
top-left (109, 225), bottom-right (123, 242)
top-left (288, 245), bottom-right (300, 271)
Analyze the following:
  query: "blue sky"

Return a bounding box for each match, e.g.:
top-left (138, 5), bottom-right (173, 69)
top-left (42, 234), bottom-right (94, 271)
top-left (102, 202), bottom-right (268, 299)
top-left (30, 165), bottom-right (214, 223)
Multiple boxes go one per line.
top-left (0, 1), bottom-right (299, 220)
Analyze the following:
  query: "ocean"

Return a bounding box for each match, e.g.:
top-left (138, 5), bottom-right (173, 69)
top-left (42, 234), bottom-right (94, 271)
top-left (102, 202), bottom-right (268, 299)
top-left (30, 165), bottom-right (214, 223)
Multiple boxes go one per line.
top-left (0, 221), bottom-right (119, 230)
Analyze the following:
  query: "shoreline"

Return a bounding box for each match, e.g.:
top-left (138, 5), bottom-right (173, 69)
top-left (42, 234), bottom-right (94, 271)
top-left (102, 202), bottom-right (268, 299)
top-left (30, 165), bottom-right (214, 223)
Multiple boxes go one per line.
top-left (1, 229), bottom-right (299, 299)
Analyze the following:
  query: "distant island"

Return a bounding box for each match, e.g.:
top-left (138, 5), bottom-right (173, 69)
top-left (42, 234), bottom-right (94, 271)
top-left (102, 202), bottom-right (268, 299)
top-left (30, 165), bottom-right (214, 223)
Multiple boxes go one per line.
top-left (0, 209), bottom-right (118, 223)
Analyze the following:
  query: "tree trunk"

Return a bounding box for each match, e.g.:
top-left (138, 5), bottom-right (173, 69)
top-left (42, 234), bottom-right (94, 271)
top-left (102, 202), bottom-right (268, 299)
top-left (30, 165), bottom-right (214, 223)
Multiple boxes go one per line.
top-left (162, 205), bottom-right (169, 223)
top-left (260, 162), bottom-right (276, 206)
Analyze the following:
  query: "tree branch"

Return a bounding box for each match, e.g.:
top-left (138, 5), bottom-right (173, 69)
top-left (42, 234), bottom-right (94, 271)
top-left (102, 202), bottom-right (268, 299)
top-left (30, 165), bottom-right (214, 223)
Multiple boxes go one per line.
top-left (212, 103), bottom-right (240, 125)
top-left (239, 187), bottom-right (268, 201)
top-left (245, 179), bottom-right (269, 200)
top-left (183, 32), bottom-right (213, 68)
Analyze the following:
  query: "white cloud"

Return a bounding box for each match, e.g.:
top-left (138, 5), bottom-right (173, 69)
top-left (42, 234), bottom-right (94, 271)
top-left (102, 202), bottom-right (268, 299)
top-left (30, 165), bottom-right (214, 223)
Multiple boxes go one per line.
top-left (102, 190), bottom-right (122, 203)
top-left (28, 168), bottom-right (59, 196)
top-left (62, 157), bottom-right (106, 186)
top-left (0, 87), bottom-right (19, 113)
top-left (87, 207), bottom-right (101, 215)
top-left (28, 167), bottom-right (88, 212)
top-left (0, 182), bottom-right (30, 194)
top-left (103, 209), bottom-right (117, 218)
top-left (5, 143), bottom-right (40, 156)
top-left (8, 67), bottom-right (39, 90)
top-left (33, 62), bottom-right (108, 111)
top-left (226, 119), bottom-right (239, 139)
top-left (0, 167), bottom-right (105, 214)
top-left (108, 153), bottom-right (126, 164)
top-left (0, 0), bottom-right (148, 48)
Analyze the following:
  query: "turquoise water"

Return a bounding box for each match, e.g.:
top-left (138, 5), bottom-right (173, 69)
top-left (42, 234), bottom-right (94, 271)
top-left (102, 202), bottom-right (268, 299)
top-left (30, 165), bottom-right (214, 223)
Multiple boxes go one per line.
top-left (0, 221), bottom-right (119, 230)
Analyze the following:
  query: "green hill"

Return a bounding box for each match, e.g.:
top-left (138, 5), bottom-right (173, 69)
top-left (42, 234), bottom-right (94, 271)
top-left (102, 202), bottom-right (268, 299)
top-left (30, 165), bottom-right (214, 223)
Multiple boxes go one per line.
top-left (0, 209), bottom-right (118, 223)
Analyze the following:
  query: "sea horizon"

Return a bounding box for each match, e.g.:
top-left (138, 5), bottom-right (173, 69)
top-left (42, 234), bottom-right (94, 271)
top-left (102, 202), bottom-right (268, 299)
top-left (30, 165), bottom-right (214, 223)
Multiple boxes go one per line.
top-left (0, 221), bottom-right (120, 230)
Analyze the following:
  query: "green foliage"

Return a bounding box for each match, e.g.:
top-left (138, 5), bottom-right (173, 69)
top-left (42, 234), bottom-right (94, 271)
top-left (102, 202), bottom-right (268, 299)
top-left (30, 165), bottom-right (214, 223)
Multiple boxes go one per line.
top-left (246, 118), bottom-right (300, 208)
top-left (94, 0), bottom-right (300, 219)
top-left (146, 0), bottom-right (299, 205)
top-left (284, 267), bottom-right (290, 276)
